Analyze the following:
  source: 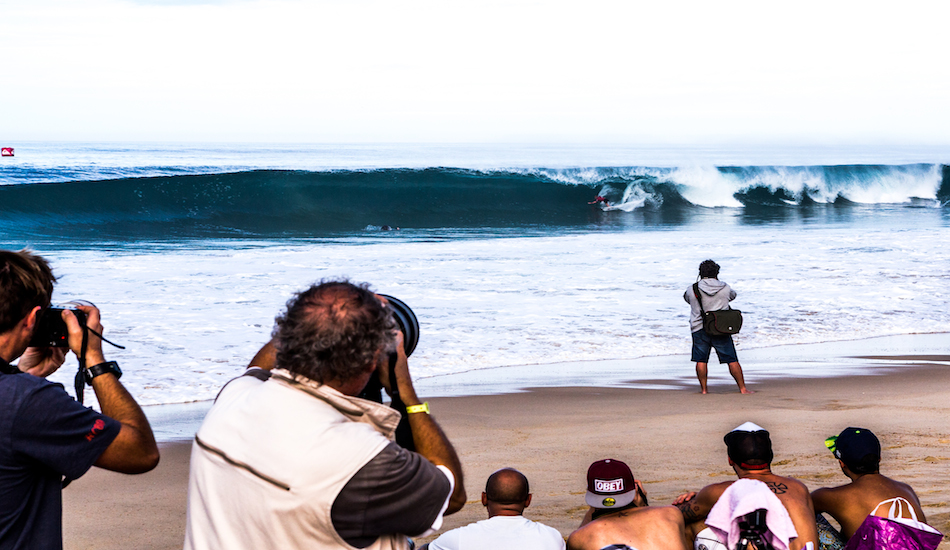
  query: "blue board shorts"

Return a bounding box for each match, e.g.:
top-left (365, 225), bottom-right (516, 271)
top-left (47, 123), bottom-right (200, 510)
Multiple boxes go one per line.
top-left (691, 330), bottom-right (738, 363)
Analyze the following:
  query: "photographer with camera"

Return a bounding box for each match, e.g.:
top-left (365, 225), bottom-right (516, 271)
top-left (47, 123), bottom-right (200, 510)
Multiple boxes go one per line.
top-left (184, 280), bottom-right (466, 550)
top-left (0, 249), bottom-right (159, 550)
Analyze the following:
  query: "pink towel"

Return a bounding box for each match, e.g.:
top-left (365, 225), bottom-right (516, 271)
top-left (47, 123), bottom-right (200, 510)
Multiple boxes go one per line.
top-left (706, 478), bottom-right (798, 550)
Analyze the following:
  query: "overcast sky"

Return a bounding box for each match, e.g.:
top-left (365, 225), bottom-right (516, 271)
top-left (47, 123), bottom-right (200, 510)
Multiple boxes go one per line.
top-left (3, 0), bottom-right (949, 145)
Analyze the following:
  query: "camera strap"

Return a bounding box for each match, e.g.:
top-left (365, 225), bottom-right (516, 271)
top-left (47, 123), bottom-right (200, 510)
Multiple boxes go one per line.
top-left (388, 352), bottom-right (400, 401)
top-left (72, 326), bottom-right (126, 405)
top-left (73, 327), bottom-right (90, 405)
top-left (386, 351), bottom-right (416, 451)
top-left (0, 358), bottom-right (22, 375)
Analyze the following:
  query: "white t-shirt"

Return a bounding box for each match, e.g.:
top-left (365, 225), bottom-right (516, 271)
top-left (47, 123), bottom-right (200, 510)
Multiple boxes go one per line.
top-left (428, 515), bottom-right (565, 550)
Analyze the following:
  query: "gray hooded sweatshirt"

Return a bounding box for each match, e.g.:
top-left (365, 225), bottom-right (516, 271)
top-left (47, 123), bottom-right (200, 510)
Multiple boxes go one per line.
top-left (684, 278), bottom-right (737, 333)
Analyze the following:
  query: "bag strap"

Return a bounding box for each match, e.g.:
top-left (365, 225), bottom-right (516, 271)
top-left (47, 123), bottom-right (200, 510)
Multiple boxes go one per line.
top-left (874, 497), bottom-right (918, 521)
top-left (693, 282), bottom-right (707, 318)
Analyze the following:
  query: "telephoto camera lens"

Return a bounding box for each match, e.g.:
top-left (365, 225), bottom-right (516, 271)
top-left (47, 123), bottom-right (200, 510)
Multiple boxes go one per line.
top-left (378, 294), bottom-right (419, 357)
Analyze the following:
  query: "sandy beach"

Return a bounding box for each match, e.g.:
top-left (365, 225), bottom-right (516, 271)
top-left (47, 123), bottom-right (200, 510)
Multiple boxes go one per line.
top-left (63, 350), bottom-right (950, 549)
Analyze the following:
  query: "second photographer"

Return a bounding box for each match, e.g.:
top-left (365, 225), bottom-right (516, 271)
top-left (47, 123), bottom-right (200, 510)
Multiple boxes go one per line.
top-left (184, 279), bottom-right (466, 550)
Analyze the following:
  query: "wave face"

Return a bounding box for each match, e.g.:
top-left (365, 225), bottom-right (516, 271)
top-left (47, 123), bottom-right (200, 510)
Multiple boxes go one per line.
top-left (1, 165), bottom-right (947, 241)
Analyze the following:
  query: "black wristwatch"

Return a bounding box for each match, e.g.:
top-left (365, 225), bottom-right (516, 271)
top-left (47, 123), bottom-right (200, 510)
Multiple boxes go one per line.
top-left (84, 361), bottom-right (122, 384)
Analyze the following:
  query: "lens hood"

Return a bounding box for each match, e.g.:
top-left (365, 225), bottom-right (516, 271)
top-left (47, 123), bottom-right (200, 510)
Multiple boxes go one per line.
top-left (378, 294), bottom-right (419, 357)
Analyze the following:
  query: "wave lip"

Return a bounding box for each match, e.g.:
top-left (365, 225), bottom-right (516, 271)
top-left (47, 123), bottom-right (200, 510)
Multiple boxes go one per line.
top-left (512, 164), bottom-right (946, 209)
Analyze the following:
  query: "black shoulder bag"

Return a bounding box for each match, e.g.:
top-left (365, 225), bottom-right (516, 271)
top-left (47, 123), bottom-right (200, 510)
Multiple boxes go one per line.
top-left (693, 282), bottom-right (743, 336)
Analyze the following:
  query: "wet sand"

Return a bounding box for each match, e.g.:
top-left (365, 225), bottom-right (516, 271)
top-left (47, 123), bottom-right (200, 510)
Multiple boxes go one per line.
top-left (63, 354), bottom-right (950, 549)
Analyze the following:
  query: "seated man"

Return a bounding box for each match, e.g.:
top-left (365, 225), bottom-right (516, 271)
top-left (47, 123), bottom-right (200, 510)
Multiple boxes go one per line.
top-left (673, 422), bottom-right (819, 550)
top-left (568, 459), bottom-right (691, 550)
top-left (424, 468), bottom-right (565, 550)
top-left (811, 427), bottom-right (942, 549)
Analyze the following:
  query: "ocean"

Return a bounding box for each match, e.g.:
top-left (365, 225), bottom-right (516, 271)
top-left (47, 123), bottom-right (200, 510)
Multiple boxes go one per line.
top-left (1, 142), bottom-right (949, 407)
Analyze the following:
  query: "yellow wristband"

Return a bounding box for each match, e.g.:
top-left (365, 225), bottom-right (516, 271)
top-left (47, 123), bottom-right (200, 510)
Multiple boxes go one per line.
top-left (405, 402), bottom-right (430, 415)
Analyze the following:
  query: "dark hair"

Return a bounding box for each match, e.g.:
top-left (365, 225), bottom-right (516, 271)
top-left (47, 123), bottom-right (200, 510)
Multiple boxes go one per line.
top-left (0, 250), bottom-right (55, 333)
top-left (833, 427), bottom-right (881, 475)
top-left (724, 429), bottom-right (773, 468)
top-left (845, 455), bottom-right (881, 475)
top-left (699, 259), bottom-right (720, 279)
top-left (485, 468), bottom-right (529, 504)
top-left (273, 280), bottom-right (396, 384)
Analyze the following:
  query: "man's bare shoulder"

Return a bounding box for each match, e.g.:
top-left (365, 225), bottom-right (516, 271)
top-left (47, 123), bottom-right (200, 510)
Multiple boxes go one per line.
top-left (761, 473), bottom-right (810, 496)
top-left (813, 481), bottom-right (856, 499)
top-left (811, 481), bottom-right (859, 515)
top-left (567, 506), bottom-right (686, 550)
top-left (816, 475), bottom-right (921, 509)
top-left (614, 505), bottom-right (684, 522)
top-left (748, 472), bottom-right (809, 499)
top-left (643, 505), bottom-right (687, 525)
top-left (583, 505), bottom-right (682, 527)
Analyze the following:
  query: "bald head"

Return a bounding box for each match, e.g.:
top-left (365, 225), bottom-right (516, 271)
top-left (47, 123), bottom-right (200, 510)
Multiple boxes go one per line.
top-left (482, 468), bottom-right (531, 517)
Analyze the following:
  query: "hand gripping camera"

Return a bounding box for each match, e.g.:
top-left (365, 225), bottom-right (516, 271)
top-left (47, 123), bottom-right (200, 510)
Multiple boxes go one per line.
top-left (27, 300), bottom-right (125, 405)
top-left (357, 294), bottom-right (420, 450)
top-left (28, 303), bottom-right (89, 348)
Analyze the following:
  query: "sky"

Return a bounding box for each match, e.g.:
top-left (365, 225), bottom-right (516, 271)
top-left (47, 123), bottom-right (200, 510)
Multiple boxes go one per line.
top-left (3, 0), bottom-right (950, 145)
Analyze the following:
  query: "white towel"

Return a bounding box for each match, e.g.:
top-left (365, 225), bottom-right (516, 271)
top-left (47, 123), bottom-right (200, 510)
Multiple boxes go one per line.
top-left (706, 478), bottom-right (798, 550)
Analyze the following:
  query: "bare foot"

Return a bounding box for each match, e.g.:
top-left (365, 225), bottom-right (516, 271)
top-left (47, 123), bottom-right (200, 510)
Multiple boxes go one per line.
top-left (700, 390), bottom-right (709, 394)
top-left (740, 388), bottom-right (755, 394)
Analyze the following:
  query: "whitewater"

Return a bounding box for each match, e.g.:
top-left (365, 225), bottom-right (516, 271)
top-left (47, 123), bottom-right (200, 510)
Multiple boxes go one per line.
top-left (1, 143), bottom-right (948, 406)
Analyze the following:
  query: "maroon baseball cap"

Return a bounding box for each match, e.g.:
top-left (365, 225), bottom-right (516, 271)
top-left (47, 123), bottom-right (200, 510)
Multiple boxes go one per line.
top-left (585, 459), bottom-right (637, 509)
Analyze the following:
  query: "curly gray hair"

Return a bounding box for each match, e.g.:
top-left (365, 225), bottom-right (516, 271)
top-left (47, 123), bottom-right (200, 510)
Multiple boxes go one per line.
top-left (273, 280), bottom-right (396, 384)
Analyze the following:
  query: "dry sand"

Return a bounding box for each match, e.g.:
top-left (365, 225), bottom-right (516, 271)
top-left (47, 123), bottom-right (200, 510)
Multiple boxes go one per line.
top-left (63, 355), bottom-right (950, 549)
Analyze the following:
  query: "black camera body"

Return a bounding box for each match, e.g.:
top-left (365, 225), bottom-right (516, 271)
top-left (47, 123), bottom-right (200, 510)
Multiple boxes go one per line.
top-left (29, 306), bottom-right (87, 348)
top-left (735, 509), bottom-right (775, 550)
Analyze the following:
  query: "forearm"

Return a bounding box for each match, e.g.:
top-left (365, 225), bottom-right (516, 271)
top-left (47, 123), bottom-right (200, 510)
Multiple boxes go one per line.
top-left (410, 417), bottom-right (466, 513)
top-left (675, 489), bottom-right (713, 524)
top-left (400, 385), bottom-right (466, 513)
top-left (91, 370), bottom-right (159, 473)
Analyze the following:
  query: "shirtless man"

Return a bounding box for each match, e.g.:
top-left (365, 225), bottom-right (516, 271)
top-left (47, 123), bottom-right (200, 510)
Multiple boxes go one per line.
top-left (673, 422), bottom-right (819, 550)
top-left (568, 459), bottom-right (691, 550)
top-left (811, 427), bottom-right (940, 546)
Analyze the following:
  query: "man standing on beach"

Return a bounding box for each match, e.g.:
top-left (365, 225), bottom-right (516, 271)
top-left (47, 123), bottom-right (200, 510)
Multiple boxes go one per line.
top-left (811, 427), bottom-right (942, 549)
top-left (185, 280), bottom-right (466, 550)
top-left (673, 422), bottom-right (819, 550)
top-left (423, 468), bottom-right (565, 550)
top-left (567, 459), bottom-right (691, 550)
top-left (684, 259), bottom-right (752, 394)
top-left (0, 249), bottom-right (159, 550)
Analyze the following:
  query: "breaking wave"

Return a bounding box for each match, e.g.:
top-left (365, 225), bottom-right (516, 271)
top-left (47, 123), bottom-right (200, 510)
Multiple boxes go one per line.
top-left (0, 164), bottom-right (946, 241)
